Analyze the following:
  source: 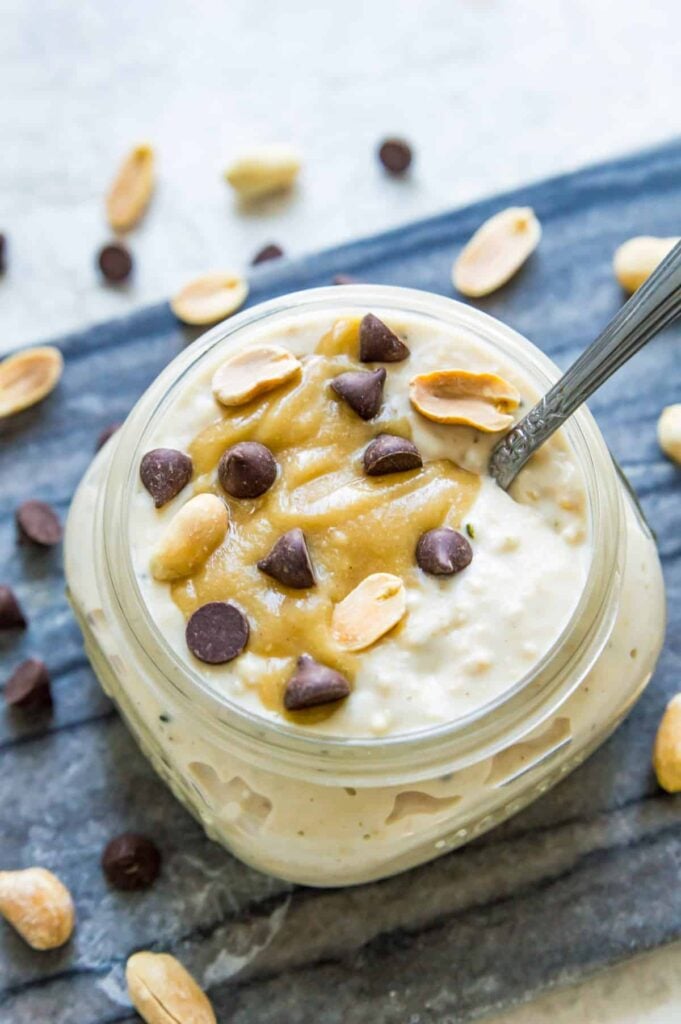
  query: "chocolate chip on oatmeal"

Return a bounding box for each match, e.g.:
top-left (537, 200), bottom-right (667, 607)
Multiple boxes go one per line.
top-left (359, 314), bottom-right (410, 363)
top-left (363, 434), bottom-right (422, 476)
top-left (0, 586), bottom-right (27, 630)
top-left (378, 138), bottom-right (413, 175)
top-left (258, 528), bottom-right (315, 589)
top-left (16, 500), bottom-right (63, 547)
top-left (96, 422), bottom-right (123, 451)
top-left (4, 658), bottom-right (52, 711)
top-left (140, 449), bottom-right (193, 508)
top-left (185, 602), bottom-right (249, 664)
top-left (98, 242), bottom-right (133, 283)
top-left (218, 441), bottom-right (277, 499)
top-left (284, 654), bottom-right (351, 711)
top-left (251, 243), bottom-right (284, 265)
top-left (416, 527), bottom-right (473, 576)
top-left (101, 833), bottom-right (162, 891)
top-left (330, 368), bottom-right (386, 421)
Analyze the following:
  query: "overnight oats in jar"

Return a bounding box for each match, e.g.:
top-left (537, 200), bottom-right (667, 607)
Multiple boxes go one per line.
top-left (65, 286), bottom-right (665, 886)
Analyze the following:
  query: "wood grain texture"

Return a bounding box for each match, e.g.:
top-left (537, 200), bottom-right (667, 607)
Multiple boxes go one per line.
top-left (1, 141), bottom-right (680, 1023)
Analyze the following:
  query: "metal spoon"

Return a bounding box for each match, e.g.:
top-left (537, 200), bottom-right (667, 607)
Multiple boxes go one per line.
top-left (489, 239), bottom-right (681, 490)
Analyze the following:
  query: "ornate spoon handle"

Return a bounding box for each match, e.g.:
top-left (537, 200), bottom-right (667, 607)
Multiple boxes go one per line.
top-left (489, 239), bottom-right (681, 490)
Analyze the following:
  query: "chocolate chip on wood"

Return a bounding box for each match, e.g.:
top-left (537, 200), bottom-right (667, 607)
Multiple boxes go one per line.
top-left (218, 442), bottom-right (277, 499)
top-left (140, 448), bottom-right (193, 508)
top-left (258, 529), bottom-right (315, 589)
top-left (363, 434), bottom-right (422, 476)
top-left (16, 500), bottom-right (63, 546)
top-left (4, 658), bottom-right (52, 711)
top-left (185, 602), bottom-right (249, 664)
top-left (359, 313), bottom-right (410, 362)
top-left (330, 368), bottom-right (386, 420)
top-left (416, 527), bottom-right (473, 576)
top-left (101, 833), bottom-right (162, 891)
top-left (0, 586), bottom-right (27, 630)
top-left (284, 655), bottom-right (351, 711)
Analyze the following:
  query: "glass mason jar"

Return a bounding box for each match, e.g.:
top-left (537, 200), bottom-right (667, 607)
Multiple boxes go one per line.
top-left (65, 286), bottom-right (665, 887)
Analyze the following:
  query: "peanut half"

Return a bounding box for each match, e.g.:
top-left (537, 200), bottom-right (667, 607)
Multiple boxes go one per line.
top-left (224, 144), bottom-right (301, 199)
top-left (453, 207), bottom-right (541, 298)
top-left (0, 867), bottom-right (75, 950)
top-left (409, 369), bottom-right (520, 433)
top-left (150, 493), bottom-right (228, 581)
top-left (171, 272), bottom-right (249, 326)
top-left (332, 573), bottom-right (406, 651)
top-left (658, 404), bottom-right (681, 465)
top-left (0, 346), bottom-right (63, 418)
top-left (613, 236), bottom-right (679, 293)
top-left (212, 344), bottom-right (302, 407)
top-left (126, 951), bottom-right (216, 1024)
top-left (106, 143), bottom-right (155, 231)
top-left (653, 694), bottom-right (681, 793)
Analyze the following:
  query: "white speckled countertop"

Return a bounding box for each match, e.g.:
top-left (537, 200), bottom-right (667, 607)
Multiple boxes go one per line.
top-left (2, 0), bottom-right (680, 1018)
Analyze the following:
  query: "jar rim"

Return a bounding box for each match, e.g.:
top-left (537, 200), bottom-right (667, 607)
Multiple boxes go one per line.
top-left (104, 285), bottom-right (622, 780)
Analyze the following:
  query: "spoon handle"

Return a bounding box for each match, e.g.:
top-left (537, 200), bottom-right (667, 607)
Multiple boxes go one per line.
top-left (489, 239), bottom-right (681, 490)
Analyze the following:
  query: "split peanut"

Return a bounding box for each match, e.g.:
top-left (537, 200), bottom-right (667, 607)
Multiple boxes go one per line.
top-left (332, 573), bottom-right (406, 651)
top-left (126, 951), bottom-right (216, 1024)
top-left (409, 369), bottom-right (520, 432)
top-left (171, 272), bottom-right (249, 326)
top-left (0, 346), bottom-right (63, 418)
top-left (653, 694), bottom-right (681, 792)
top-left (0, 867), bottom-right (75, 950)
top-left (453, 207), bottom-right (541, 297)
top-left (106, 144), bottom-right (155, 232)
top-left (212, 344), bottom-right (302, 407)
top-left (224, 145), bottom-right (301, 199)
top-left (613, 236), bottom-right (679, 293)
top-left (658, 404), bottom-right (681, 465)
top-left (150, 493), bottom-right (228, 581)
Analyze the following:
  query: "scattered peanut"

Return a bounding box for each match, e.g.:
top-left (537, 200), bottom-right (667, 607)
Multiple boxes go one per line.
top-left (170, 272), bottom-right (249, 326)
top-left (409, 369), bottom-right (520, 432)
top-left (150, 493), bottom-right (228, 581)
top-left (0, 867), bottom-right (75, 950)
top-left (453, 207), bottom-right (541, 297)
top-left (106, 143), bottom-right (155, 232)
top-left (653, 694), bottom-right (681, 792)
top-left (613, 236), bottom-right (679, 293)
top-left (658, 404), bottom-right (681, 465)
top-left (212, 344), bottom-right (302, 407)
top-left (224, 145), bottom-right (301, 199)
top-left (126, 951), bottom-right (216, 1024)
top-left (0, 346), bottom-right (63, 418)
top-left (332, 573), bottom-right (406, 651)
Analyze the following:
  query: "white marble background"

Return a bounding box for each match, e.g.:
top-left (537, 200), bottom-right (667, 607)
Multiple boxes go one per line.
top-left (2, 0), bottom-right (681, 1018)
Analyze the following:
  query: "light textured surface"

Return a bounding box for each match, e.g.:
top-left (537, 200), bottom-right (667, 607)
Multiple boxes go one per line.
top-left (2, 2), bottom-right (681, 1021)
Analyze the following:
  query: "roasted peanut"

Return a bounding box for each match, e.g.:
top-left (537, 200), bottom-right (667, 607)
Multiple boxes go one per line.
top-left (126, 951), bottom-right (216, 1024)
top-left (171, 273), bottom-right (249, 326)
top-left (224, 145), bottom-right (301, 199)
top-left (613, 236), bottom-right (679, 293)
top-left (0, 867), bottom-right (75, 950)
top-left (212, 344), bottom-right (301, 407)
top-left (106, 143), bottom-right (155, 231)
top-left (0, 346), bottom-right (63, 418)
top-left (409, 368), bottom-right (520, 432)
top-left (332, 573), bottom-right (406, 651)
top-left (150, 493), bottom-right (228, 581)
top-left (453, 207), bottom-right (541, 297)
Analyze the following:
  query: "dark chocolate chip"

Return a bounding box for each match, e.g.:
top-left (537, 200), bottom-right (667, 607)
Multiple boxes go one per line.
top-left (284, 654), bottom-right (351, 711)
top-left (96, 422), bottom-right (123, 452)
top-left (363, 434), bottom-right (422, 476)
top-left (4, 658), bottom-right (52, 711)
top-left (359, 313), bottom-right (410, 363)
top-left (251, 243), bottom-right (284, 265)
top-left (378, 138), bottom-right (413, 175)
top-left (16, 500), bottom-right (63, 547)
top-left (330, 368), bottom-right (386, 420)
top-left (186, 602), bottom-right (249, 664)
top-left (333, 274), bottom-right (356, 285)
top-left (101, 833), bottom-right (162, 891)
top-left (98, 242), bottom-right (133, 283)
top-left (0, 233), bottom-right (6, 274)
top-left (258, 528), bottom-right (315, 589)
top-left (140, 448), bottom-right (193, 508)
top-left (0, 586), bottom-right (27, 630)
top-left (218, 441), bottom-right (277, 499)
top-left (416, 527), bottom-right (473, 576)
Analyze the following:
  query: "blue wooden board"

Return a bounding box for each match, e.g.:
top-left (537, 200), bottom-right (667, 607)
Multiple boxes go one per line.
top-left (1, 140), bottom-right (680, 1023)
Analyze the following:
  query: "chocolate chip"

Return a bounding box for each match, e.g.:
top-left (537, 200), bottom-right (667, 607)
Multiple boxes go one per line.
top-left (16, 500), bottom-right (63, 547)
top-left (330, 368), bottom-right (386, 421)
top-left (378, 138), bottom-right (413, 175)
top-left (98, 242), bottom-right (133, 283)
top-left (0, 586), bottom-right (27, 630)
top-left (101, 833), bottom-right (162, 891)
top-left (258, 529), bottom-right (315, 589)
top-left (363, 434), bottom-right (422, 476)
top-left (96, 422), bottom-right (123, 451)
top-left (252, 243), bottom-right (284, 265)
top-left (4, 658), bottom-right (52, 711)
top-left (284, 654), bottom-right (351, 711)
top-left (140, 448), bottom-right (193, 508)
top-left (218, 441), bottom-right (277, 499)
top-left (333, 274), bottom-right (356, 285)
top-left (416, 527), bottom-right (473, 576)
top-left (359, 313), bottom-right (410, 363)
top-left (0, 233), bottom-right (6, 275)
top-left (186, 602), bottom-right (249, 664)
